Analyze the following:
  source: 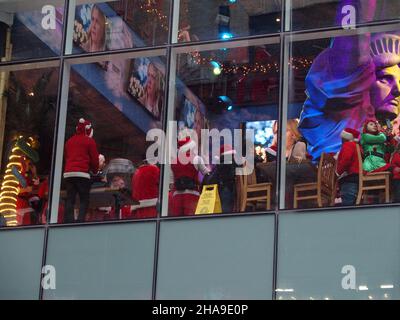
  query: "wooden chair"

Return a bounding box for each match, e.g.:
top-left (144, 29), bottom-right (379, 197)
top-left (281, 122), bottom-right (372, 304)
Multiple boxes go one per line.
top-left (239, 162), bottom-right (272, 212)
top-left (355, 144), bottom-right (390, 204)
top-left (293, 153), bottom-right (337, 209)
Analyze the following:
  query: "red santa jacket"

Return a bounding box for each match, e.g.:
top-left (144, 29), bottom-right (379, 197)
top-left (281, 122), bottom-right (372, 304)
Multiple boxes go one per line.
top-left (391, 152), bottom-right (400, 180)
top-left (63, 133), bottom-right (99, 179)
top-left (171, 157), bottom-right (199, 186)
top-left (132, 164), bottom-right (160, 202)
top-left (336, 141), bottom-right (360, 179)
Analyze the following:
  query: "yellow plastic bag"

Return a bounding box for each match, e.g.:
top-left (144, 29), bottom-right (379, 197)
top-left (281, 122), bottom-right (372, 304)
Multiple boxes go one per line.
top-left (195, 184), bottom-right (222, 215)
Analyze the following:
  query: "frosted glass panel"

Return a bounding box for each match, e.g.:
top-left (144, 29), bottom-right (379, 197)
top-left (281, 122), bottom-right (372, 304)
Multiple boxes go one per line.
top-left (157, 215), bottom-right (275, 299)
top-left (0, 228), bottom-right (44, 299)
top-left (277, 208), bottom-right (400, 300)
top-left (43, 223), bottom-right (155, 299)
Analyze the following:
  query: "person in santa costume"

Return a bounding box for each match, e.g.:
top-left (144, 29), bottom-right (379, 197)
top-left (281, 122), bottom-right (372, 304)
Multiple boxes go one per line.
top-left (170, 137), bottom-right (210, 216)
top-left (360, 119), bottom-right (392, 173)
top-left (131, 158), bottom-right (160, 219)
top-left (63, 118), bottom-right (102, 223)
top-left (15, 156), bottom-right (39, 225)
top-left (336, 128), bottom-right (361, 206)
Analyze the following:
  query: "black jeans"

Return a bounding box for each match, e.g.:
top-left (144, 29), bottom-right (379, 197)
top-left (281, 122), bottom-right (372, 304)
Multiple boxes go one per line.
top-left (64, 177), bottom-right (92, 223)
top-left (339, 181), bottom-right (359, 206)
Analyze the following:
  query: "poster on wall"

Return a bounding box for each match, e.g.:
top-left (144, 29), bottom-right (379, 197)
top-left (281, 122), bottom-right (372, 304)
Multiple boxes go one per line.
top-left (73, 3), bottom-right (134, 55)
top-left (127, 58), bottom-right (165, 120)
top-left (178, 94), bottom-right (207, 145)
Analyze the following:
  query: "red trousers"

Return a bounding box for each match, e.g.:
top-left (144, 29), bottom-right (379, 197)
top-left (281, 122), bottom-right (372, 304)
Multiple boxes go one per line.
top-left (170, 193), bottom-right (199, 217)
top-left (133, 207), bottom-right (157, 219)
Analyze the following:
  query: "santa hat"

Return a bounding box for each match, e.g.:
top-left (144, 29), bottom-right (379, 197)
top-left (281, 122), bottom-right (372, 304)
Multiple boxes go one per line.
top-left (76, 118), bottom-right (93, 137)
top-left (265, 145), bottom-right (277, 157)
top-left (341, 128), bottom-right (360, 142)
top-left (213, 144), bottom-right (236, 162)
top-left (363, 119), bottom-right (378, 134)
top-left (177, 137), bottom-right (196, 153)
top-left (220, 144), bottom-right (236, 156)
top-left (370, 33), bottom-right (400, 68)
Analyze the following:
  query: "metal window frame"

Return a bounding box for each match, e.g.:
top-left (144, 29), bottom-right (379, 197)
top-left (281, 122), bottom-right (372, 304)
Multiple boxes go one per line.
top-left (1, 0), bottom-right (400, 301)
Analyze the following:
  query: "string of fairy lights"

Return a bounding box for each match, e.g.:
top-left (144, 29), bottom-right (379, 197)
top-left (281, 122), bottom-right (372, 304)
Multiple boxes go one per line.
top-left (190, 55), bottom-right (313, 76)
top-left (138, 1), bottom-right (314, 76)
top-left (139, 1), bottom-right (169, 31)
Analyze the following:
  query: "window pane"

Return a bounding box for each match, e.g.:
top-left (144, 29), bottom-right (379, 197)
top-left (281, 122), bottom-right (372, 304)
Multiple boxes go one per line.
top-left (69, 0), bottom-right (170, 54)
top-left (157, 216), bottom-right (275, 299)
top-left (285, 26), bottom-right (400, 209)
top-left (53, 53), bottom-right (165, 224)
top-left (0, 228), bottom-right (44, 299)
top-left (290, 0), bottom-right (400, 31)
top-left (168, 40), bottom-right (280, 216)
top-left (277, 208), bottom-right (400, 300)
top-left (0, 0), bottom-right (64, 61)
top-left (0, 65), bottom-right (59, 227)
top-left (43, 223), bottom-right (155, 299)
top-left (177, 0), bottom-right (281, 43)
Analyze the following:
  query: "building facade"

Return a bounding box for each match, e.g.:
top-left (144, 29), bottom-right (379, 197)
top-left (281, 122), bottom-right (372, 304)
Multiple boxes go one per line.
top-left (1, 0), bottom-right (400, 300)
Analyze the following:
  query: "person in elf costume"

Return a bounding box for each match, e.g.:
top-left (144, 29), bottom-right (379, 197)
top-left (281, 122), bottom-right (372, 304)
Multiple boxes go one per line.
top-left (360, 119), bottom-right (393, 173)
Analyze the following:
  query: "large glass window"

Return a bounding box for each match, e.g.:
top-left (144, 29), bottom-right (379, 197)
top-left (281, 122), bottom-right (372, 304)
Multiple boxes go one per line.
top-left (290, 0), bottom-right (400, 31)
top-left (0, 63), bottom-right (59, 227)
top-left (176, 0), bottom-right (281, 43)
top-left (51, 52), bottom-right (165, 224)
top-left (284, 25), bottom-right (400, 209)
top-left (68, 0), bottom-right (170, 54)
top-left (165, 39), bottom-right (280, 217)
top-left (0, 0), bottom-right (65, 62)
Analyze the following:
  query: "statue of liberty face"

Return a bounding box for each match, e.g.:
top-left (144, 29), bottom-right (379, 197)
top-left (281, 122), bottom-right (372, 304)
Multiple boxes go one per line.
top-left (370, 64), bottom-right (400, 121)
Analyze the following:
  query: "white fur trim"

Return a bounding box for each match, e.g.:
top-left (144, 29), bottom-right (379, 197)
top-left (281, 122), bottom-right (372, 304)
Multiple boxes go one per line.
top-left (179, 140), bottom-right (196, 153)
top-left (221, 150), bottom-right (236, 156)
top-left (138, 198), bottom-right (158, 208)
top-left (64, 172), bottom-right (90, 179)
top-left (29, 196), bottom-right (40, 202)
top-left (173, 190), bottom-right (200, 196)
top-left (79, 118), bottom-right (85, 123)
top-left (265, 147), bottom-right (277, 156)
top-left (16, 207), bottom-right (34, 216)
top-left (341, 131), bottom-right (354, 141)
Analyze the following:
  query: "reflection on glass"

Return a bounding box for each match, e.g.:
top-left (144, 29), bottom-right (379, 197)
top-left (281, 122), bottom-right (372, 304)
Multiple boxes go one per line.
top-left (291, 0), bottom-right (400, 31)
top-left (287, 5), bottom-right (400, 208)
top-left (169, 42), bottom-right (280, 216)
top-left (71, 0), bottom-right (170, 54)
top-left (55, 55), bottom-right (165, 224)
top-left (0, 0), bottom-right (64, 61)
top-left (0, 67), bottom-right (59, 227)
top-left (177, 0), bottom-right (281, 43)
